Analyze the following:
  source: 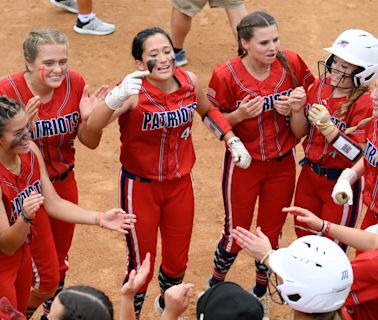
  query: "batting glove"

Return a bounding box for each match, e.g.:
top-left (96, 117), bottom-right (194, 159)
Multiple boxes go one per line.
top-left (331, 168), bottom-right (357, 205)
top-left (308, 104), bottom-right (336, 136)
top-left (105, 70), bottom-right (150, 110)
top-left (308, 104), bottom-right (331, 125)
top-left (227, 136), bottom-right (252, 169)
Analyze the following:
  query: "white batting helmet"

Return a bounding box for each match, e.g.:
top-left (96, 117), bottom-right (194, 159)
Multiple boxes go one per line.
top-left (269, 235), bottom-right (353, 314)
top-left (324, 29), bottom-right (378, 86)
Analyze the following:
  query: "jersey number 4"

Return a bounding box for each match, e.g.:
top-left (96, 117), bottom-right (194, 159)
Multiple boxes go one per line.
top-left (181, 127), bottom-right (191, 140)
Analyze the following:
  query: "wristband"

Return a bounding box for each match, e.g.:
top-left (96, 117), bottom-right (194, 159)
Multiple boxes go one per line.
top-left (260, 249), bottom-right (275, 265)
top-left (21, 212), bottom-right (33, 224)
top-left (323, 221), bottom-right (331, 236)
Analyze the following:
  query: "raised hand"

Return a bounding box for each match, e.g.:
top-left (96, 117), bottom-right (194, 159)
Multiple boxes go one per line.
top-left (308, 103), bottom-right (331, 126)
top-left (121, 253), bottom-right (151, 297)
top-left (25, 96), bottom-right (40, 129)
top-left (79, 85), bottom-right (109, 121)
top-left (105, 70), bottom-right (150, 110)
top-left (22, 191), bottom-right (44, 221)
top-left (227, 136), bottom-right (252, 169)
top-left (100, 209), bottom-right (136, 234)
top-left (287, 86), bottom-right (307, 113)
top-left (163, 283), bottom-right (194, 319)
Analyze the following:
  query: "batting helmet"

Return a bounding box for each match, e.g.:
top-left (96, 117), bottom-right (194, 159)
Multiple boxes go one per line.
top-left (324, 29), bottom-right (378, 86)
top-left (269, 235), bottom-right (353, 314)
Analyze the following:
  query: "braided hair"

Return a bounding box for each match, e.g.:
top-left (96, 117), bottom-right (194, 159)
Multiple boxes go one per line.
top-left (237, 11), bottom-right (299, 87)
top-left (58, 286), bottom-right (113, 320)
top-left (0, 96), bottom-right (22, 137)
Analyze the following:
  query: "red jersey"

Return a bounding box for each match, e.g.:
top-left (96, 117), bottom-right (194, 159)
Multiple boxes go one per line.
top-left (207, 49), bottom-right (314, 160)
top-left (119, 67), bottom-right (196, 181)
top-left (343, 249), bottom-right (378, 320)
top-left (0, 71), bottom-right (85, 179)
top-left (0, 152), bottom-right (42, 254)
top-left (303, 78), bottom-right (373, 168)
top-left (363, 119), bottom-right (378, 212)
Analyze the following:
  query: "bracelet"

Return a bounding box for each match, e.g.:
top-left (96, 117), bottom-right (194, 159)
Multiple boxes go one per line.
top-left (97, 212), bottom-right (104, 228)
top-left (21, 212), bottom-right (33, 224)
top-left (318, 220), bottom-right (331, 236)
top-left (323, 221), bottom-right (331, 236)
top-left (260, 250), bottom-right (275, 265)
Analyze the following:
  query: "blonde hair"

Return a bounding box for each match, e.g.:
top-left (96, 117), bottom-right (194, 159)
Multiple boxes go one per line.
top-left (23, 28), bottom-right (68, 63)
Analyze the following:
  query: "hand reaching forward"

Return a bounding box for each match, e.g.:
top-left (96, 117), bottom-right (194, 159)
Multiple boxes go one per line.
top-left (100, 210), bottom-right (136, 234)
top-left (233, 226), bottom-right (272, 262)
top-left (282, 206), bottom-right (323, 232)
top-left (79, 85), bottom-right (109, 121)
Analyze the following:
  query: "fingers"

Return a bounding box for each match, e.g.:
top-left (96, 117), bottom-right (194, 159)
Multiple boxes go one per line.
top-left (93, 85), bottom-right (110, 99)
top-left (282, 206), bottom-right (307, 216)
top-left (126, 70), bottom-right (150, 79)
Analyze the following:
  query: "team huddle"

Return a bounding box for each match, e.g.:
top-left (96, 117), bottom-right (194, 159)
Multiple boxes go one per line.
top-left (0, 6), bottom-right (377, 320)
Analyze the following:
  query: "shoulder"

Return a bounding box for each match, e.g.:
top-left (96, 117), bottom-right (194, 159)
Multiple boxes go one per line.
top-left (0, 72), bottom-right (24, 89)
top-left (67, 70), bottom-right (86, 87)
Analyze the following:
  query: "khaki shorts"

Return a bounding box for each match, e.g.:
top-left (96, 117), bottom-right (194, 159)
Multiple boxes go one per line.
top-left (171, 0), bottom-right (245, 17)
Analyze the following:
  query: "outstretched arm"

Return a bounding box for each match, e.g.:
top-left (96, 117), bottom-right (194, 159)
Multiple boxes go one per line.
top-left (31, 142), bottom-right (136, 233)
top-left (283, 206), bottom-right (378, 251)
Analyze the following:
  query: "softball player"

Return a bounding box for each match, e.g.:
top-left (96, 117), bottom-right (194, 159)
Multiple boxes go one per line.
top-left (0, 96), bottom-right (134, 315)
top-left (290, 30), bottom-right (378, 251)
top-left (0, 28), bottom-right (107, 318)
top-left (204, 11), bottom-right (314, 316)
top-left (332, 75), bottom-right (378, 231)
top-left (86, 27), bottom-right (251, 319)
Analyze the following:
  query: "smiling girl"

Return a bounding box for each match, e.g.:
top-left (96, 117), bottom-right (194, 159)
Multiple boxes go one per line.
top-left (0, 96), bottom-right (135, 316)
top-left (0, 28), bottom-right (109, 318)
top-left (289, 29), bottom-right (378, 250)
top-left (86, 27), bottom-right (250, 319)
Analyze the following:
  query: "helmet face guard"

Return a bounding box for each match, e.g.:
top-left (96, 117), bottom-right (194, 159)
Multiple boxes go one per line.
top-left (318, 58), bottom-right (357, 89)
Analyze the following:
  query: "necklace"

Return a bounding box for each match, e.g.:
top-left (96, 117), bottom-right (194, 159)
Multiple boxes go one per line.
top-left (4, 155), bottom-right (20, 173)
top-left (248, 63), bottom-right (271, 76)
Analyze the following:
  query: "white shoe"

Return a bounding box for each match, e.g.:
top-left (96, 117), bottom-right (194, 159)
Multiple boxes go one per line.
top-left (50, 0), bottom-right (78, 13)
top-left (252, 293), bottom-right (270, 320)
top-left (73, 16), bottom-right (116, 36)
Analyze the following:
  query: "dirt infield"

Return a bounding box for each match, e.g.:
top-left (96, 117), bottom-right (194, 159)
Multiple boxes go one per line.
top-left (1, 0), bottom-right (375, 319)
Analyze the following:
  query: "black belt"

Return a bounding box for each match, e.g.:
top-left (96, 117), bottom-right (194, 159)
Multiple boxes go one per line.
top-left (273, 149), bottom-right (292, 162)
top-left (50, 165), bottom-right (74, 183)
top-left (300, 158), bottom-right (343, 180)
top-left (121, 167), bottom-right (151, 183)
